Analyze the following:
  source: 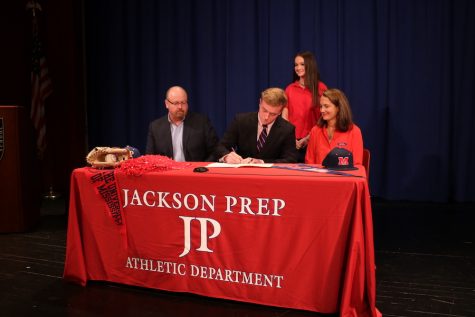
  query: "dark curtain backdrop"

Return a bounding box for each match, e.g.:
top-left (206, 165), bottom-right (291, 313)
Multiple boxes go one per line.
top-left (84, 0), bottom-right (475, 202)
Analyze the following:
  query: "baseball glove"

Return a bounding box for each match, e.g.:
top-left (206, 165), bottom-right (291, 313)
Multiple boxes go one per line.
top-left (86, 147), bottom-right (132, 168)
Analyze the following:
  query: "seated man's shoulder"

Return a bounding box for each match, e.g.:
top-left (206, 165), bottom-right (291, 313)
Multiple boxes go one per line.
top-left (235, 112), bottom-right (256, 120)
top-left (276, 116), bottom-right (295, 129)
top-left (186, 112), bottom-right (212, 124)
top-left (186, 111), bottom-right (200, 117)
top-left (150, 115), bottom-right (168, 126)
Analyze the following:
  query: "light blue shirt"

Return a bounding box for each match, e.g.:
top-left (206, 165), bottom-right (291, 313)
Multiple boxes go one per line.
top-left (169, 115), bottom-right (186, 162)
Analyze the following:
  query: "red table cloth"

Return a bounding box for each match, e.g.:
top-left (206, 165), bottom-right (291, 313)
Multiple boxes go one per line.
top-left (63, 163), bottom-right (379, 316)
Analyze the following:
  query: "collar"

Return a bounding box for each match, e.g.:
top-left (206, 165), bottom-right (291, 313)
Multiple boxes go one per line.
top-left (258, 115), bottom-right (277, 130)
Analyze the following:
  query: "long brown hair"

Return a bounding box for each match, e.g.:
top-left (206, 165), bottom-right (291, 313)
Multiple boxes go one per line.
top-left (292, 51), bottom-right (321, 107)
top-left (317, 88), bottom-right (354, 132)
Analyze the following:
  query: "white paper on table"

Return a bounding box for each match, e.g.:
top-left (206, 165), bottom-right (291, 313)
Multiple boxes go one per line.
top-left (206, 162), bottom-right (274, 168)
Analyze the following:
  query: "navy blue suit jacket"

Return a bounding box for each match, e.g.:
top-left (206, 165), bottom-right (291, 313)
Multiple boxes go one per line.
top-left (215, 112), bottom-right (298, 163)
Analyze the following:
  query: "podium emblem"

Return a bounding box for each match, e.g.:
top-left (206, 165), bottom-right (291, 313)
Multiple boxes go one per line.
top-left (0, 118), bottom-right (4, 160)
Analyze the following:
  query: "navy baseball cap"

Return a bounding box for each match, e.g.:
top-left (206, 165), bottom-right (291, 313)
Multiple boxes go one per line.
top-left (125, 145), bottom-right (141, 158)
top-left (322, 147), bottom-right (358, 171)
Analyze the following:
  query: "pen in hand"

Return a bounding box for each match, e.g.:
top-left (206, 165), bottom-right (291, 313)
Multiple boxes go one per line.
top-left (226, 146), bottom-right (243, 164)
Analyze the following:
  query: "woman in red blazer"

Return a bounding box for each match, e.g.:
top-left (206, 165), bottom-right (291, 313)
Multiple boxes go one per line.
top-left (305, 88), bottom-right (363, 165)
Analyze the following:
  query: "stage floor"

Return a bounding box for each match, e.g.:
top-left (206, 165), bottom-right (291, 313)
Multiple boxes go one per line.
top-left (0, 197), bottom-right (473, 317)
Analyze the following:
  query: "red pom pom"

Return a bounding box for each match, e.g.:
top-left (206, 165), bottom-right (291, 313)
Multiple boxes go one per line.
top-left (119, 155), bottom-right (191, 176)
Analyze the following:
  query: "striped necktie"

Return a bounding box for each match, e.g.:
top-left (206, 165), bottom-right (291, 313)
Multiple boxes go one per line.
top-left (257, 125), bottom-right (268, 152)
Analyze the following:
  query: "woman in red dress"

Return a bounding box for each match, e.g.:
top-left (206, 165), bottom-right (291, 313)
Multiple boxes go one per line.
top-left (283, 51), bottom-right (327, 162)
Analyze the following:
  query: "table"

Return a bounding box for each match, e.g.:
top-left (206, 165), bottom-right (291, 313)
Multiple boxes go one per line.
top-left (63, 163), bottom-right (379, 316)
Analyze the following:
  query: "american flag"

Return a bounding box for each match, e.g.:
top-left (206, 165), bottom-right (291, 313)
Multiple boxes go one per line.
top-left (30, 13), bottom-right (52, 158)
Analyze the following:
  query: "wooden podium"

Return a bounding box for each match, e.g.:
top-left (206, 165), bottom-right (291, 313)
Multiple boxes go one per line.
top-left (0, 105), bottom-right (40, 232)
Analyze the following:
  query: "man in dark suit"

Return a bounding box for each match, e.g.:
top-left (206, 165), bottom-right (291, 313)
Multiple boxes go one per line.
top-left (215, 87), bottom-right (298, 164)
top-left (146, 86), bottom-right (218, 161)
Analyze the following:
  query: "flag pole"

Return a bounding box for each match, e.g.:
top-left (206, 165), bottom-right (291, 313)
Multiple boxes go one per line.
top-left (26, 1), bottom-right (60, 201)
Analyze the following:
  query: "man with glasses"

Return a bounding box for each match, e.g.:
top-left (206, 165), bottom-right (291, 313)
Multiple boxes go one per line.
top-left (146, 86), bottom-right (218, 161)
top-left (216, 87), bottom-right (298, 164)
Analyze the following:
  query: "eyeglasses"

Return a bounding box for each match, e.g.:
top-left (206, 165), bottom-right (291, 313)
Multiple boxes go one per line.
top-left (166, 99), bottom-right (188, 106)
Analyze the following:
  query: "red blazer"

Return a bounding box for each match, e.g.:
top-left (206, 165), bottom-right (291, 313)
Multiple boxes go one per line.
top-left (305, 124), bottom-right (363, 165)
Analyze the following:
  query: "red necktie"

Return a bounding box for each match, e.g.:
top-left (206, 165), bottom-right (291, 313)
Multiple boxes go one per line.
top-left (257, 125), bottom-right (268, 152)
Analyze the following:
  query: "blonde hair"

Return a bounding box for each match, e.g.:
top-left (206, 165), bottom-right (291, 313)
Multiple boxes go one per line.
top-left (261, 87), bottom-right (288, 107)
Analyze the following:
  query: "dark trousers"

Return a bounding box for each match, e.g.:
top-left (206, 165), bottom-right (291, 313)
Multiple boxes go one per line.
top-left (297, 146), bottom-right (307, 163)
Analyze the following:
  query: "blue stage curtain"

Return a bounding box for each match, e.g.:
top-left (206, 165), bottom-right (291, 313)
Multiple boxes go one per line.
top-left (85, 0), bottom-right (475, 202)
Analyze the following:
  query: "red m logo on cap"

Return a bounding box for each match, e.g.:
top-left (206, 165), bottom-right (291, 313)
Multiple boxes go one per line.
top-left (338, 156), bottom-right (349, 166)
